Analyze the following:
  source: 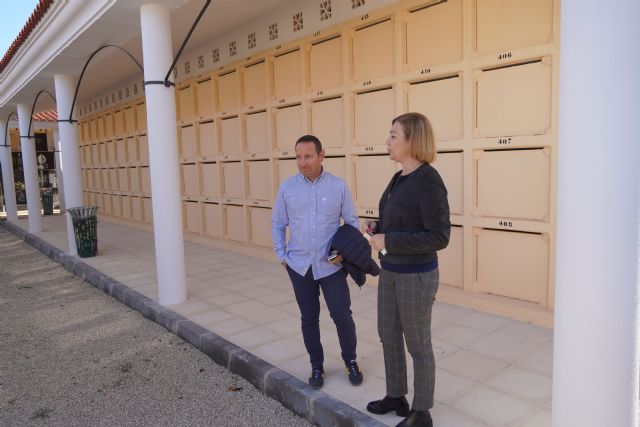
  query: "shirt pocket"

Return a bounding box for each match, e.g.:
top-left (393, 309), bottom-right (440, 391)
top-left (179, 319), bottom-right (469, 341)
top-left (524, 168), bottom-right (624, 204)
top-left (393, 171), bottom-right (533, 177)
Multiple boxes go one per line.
top-left (318, 195), bottom-right (341, 222)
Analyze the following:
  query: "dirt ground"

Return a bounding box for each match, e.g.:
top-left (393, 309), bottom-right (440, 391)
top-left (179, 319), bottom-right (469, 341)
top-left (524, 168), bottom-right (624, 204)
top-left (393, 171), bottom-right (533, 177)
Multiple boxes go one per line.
top-left (0, 226), bottom-right (312, 427)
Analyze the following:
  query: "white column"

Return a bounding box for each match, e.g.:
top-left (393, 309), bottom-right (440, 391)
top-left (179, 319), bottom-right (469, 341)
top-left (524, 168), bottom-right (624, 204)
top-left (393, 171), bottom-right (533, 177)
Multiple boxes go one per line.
top-left (52, 128), bottom-right (65, 211)
top-left (16, 104), bottom-right (42, 233)
top-left (553, 2), bottom-right (640, 426)
top-left (140, 4), bottom-right (186, 305)
top-left (54, 74), bottom-right (84, 256)
top-left (0, 120), bottom-right (18, 221)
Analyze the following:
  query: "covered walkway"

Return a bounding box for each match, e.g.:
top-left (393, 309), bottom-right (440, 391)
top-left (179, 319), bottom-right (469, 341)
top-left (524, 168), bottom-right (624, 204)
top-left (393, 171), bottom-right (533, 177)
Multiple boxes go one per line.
top-left (3, 215), bottom-right (553, 427)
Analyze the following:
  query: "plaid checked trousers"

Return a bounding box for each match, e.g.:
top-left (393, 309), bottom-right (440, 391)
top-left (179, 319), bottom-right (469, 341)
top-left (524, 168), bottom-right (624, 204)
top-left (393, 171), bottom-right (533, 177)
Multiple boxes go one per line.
top-left (377, 268), bottom-right (439, 410)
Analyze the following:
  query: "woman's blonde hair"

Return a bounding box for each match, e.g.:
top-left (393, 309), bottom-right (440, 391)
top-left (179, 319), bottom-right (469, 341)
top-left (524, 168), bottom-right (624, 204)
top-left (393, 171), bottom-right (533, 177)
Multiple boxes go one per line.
top-left (392, 112), bottom-right (436, 163)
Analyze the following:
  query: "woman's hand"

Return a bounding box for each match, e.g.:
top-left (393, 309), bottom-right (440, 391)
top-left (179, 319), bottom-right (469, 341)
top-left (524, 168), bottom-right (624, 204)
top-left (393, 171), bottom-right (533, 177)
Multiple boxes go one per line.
top-left (370, 234), bottom-right (386, 252)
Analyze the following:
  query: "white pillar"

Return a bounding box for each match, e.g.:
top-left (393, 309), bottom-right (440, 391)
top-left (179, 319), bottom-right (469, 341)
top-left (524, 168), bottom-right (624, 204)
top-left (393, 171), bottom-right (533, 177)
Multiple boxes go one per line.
top-left (16, 104), bottom-right (42, 233)
top-left (0, 120), bottom-right (18, 221)
top-left (140, 4), bottom-right (187, 305)
top-left (553, 2), bottom-right (640, 426)
top-left (54, 74), bottom-right (84, 256)
top-left (52, 128), bottom-right (65, 211)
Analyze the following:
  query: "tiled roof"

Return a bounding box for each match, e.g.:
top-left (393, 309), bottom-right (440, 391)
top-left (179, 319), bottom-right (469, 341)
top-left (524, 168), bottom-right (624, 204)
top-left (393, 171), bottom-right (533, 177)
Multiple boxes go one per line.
top-left (0, 0), bottom-right (55, 74)
top-left (32, 110), bottom-right (57, 122)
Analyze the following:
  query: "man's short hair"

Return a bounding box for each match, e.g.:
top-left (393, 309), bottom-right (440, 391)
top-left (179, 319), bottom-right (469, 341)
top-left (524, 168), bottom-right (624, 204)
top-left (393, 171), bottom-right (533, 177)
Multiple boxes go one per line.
top-left (295, 135), bottom-right (323, 154)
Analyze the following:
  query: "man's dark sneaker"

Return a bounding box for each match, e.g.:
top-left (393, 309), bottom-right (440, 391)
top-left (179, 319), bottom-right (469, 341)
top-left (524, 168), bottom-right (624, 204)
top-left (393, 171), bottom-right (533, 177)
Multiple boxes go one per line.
top-left (395, 410), bottom-right (433, 427)
top-left (345, 360), bottom-right (363, 386)
top-left (366, 395), bottom-right (410, 417)
top-left (309, 367), bottom-right (324, 389)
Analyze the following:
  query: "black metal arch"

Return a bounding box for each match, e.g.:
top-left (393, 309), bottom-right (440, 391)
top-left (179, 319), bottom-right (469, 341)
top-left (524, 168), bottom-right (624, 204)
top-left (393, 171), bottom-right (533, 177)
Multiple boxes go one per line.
top-left (163, 0), bottom-right (211, 86)
top-left (27, 89), bottom-right (57, 137)
top-left (67, 1), bottom-right (210, 118)
top-left (2, 112), bottom-right (18, 148)
top-left (68, 44), bottom-right (144, 121)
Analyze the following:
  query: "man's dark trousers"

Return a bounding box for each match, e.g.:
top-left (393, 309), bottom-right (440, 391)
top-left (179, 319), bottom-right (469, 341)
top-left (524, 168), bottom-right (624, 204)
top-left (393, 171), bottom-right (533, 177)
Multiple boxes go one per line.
top-left (286, 266), bottom-right (357, 370)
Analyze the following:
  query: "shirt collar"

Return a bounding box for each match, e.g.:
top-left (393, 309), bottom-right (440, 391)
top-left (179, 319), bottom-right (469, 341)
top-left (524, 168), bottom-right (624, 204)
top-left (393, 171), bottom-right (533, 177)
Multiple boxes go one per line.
top-left (299, 166), bottom-right (326, 184)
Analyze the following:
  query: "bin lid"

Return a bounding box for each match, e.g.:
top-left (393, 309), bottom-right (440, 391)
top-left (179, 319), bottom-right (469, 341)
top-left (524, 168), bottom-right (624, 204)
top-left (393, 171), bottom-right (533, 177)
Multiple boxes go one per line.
top-left (68, 206), bottom-right (98, 218)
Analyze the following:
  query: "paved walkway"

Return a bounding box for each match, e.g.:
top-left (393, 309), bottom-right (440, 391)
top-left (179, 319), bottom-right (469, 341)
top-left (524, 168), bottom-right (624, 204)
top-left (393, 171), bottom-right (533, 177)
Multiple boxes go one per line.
top-left (0, 226), bottom-right (311, 427)
top-left (4, 215), bottom-right (554, 426)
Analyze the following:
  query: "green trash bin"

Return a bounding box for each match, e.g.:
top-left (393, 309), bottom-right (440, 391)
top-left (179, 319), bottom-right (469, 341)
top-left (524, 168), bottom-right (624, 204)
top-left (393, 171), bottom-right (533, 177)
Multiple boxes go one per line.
top-left (42, 190), bottom-right (54, 215)
top-left (68, 206), bottom-right (98, 258)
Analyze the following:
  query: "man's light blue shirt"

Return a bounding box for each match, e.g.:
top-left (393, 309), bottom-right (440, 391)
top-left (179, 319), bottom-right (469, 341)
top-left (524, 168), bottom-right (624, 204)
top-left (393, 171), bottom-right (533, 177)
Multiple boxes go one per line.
top-left (272, 168), bottom-right (359, 280)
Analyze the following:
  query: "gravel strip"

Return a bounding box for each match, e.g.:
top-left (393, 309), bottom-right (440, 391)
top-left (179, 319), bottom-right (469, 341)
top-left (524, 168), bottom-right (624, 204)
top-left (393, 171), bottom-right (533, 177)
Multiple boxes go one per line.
top-left (0, 226), bottom-right (312, 427)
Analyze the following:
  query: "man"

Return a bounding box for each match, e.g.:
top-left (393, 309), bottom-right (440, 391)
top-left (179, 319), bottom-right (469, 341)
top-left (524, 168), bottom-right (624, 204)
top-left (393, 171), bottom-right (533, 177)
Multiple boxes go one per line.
top-left (272, 135), bottom-right (363, 389)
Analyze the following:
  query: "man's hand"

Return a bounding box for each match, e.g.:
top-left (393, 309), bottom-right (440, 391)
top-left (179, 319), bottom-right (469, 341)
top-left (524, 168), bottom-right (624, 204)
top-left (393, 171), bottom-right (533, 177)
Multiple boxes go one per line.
top-left (281, 260), bottom-right (287, 269)
top-left (328, 255), bottom-right (344, 265)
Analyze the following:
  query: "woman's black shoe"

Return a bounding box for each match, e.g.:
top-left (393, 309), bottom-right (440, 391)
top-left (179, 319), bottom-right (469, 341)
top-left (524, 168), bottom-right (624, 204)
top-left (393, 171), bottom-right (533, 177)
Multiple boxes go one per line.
top-left (396, 410), bottom-right (433, 427)
top-left (366, 395), bottom-right (410, 416)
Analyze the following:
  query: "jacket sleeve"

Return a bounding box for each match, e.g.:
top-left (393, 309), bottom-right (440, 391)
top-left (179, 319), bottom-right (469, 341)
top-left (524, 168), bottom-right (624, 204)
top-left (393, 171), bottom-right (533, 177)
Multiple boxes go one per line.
top-left (384, 178), bottom-right (451, 254)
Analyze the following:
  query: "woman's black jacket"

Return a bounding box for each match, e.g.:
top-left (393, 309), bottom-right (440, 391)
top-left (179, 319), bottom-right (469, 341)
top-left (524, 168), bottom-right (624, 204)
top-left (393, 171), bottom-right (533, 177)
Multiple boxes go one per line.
top-left (378, 162), bottom-right (450, 264)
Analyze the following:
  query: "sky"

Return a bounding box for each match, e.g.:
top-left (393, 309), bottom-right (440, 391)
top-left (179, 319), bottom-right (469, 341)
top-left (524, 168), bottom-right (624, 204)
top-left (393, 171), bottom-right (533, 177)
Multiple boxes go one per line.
top-left (0, 1), bottom-right (41, 56)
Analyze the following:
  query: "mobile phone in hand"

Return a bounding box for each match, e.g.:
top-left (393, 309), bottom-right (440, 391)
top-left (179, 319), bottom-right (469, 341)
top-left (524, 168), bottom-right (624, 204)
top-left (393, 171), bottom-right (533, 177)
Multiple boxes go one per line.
top-left (364, 220), bottom-right (378, 234)
top-left (363, 230), bottom-right (387, 256)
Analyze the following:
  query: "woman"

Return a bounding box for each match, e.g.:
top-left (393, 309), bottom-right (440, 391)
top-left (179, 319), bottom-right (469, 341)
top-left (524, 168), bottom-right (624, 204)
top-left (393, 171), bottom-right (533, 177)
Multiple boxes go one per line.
top-left (365, 113), bottom-right (450, 427)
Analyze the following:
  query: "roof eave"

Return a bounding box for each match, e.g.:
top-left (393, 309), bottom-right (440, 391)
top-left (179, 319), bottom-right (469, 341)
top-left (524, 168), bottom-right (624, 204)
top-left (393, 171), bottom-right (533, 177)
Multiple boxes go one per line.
top-left (0, 0), bottom-right (118, 114)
